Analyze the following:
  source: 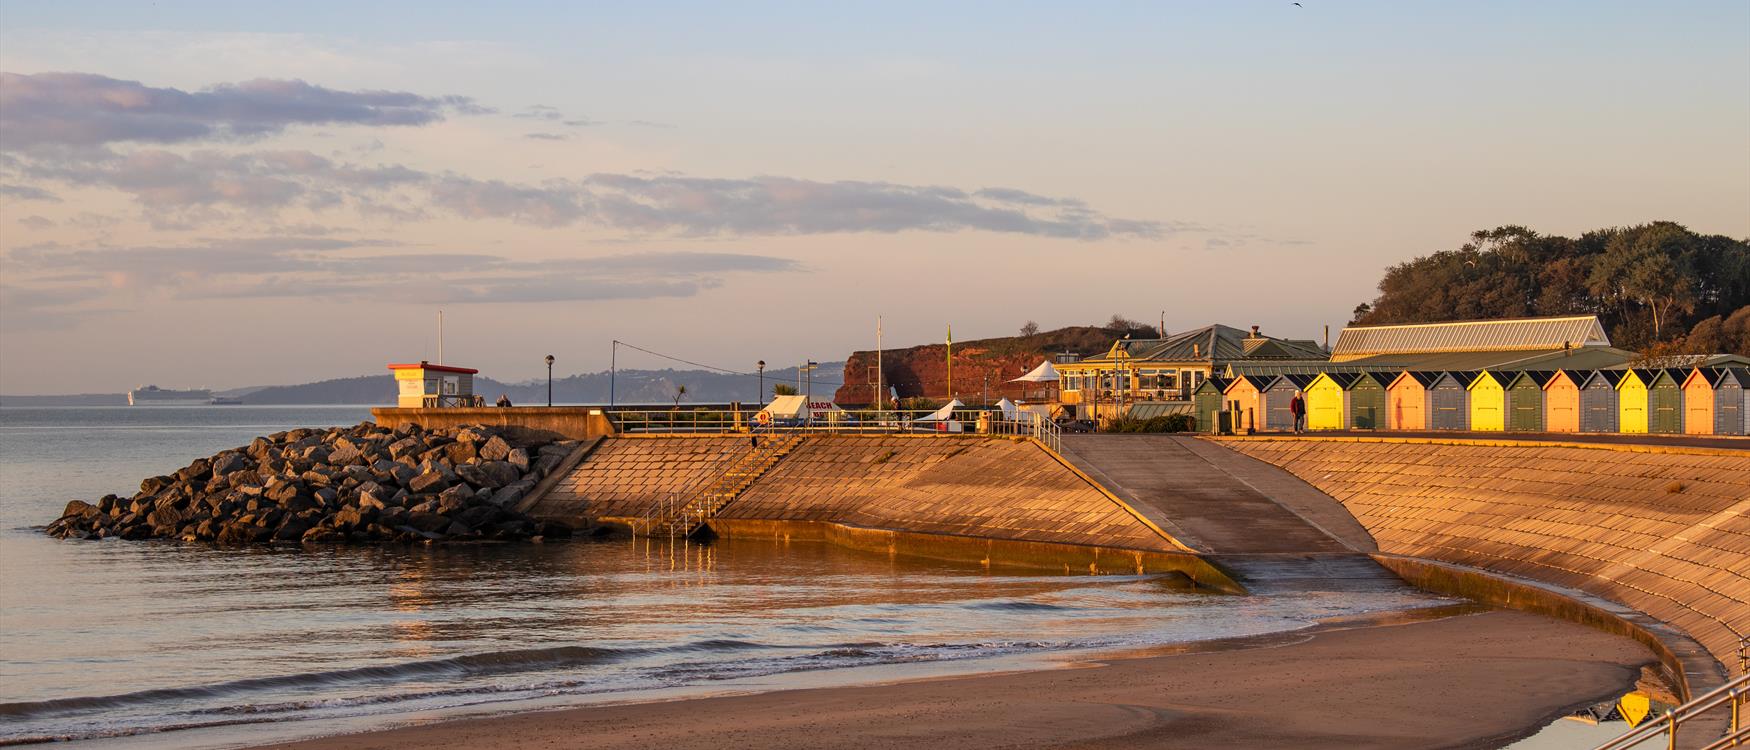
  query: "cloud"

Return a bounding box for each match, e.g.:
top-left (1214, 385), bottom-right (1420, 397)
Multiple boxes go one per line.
top-left (523, 132), bottom-right (570, 141)
top-left (4, 238), bottom-right (802, 316)
top-left (0, 183), bottom-right (61, 201)
top-left (0, 71), bottom-right (481, 148)
top-left (19, 150), bottom-right (1166, 238)
top-left (16, 215), bottom-right (54, 228)
top-left (580, 174), bottom-right (1164, 239)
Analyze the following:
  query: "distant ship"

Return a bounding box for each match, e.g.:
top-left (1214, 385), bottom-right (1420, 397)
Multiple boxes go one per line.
top-left (209, 396), bottom-right (244, 406)
top-left (127, 385), bottom-right (213, 406)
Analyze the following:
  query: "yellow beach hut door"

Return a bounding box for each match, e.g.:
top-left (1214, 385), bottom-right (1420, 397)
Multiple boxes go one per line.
top-left (1468, 372), bottom-right (1505, 432)
top-left (1306, 374), bottom-right (1345, 430)
top-left (1618, 371), bottom-right (1648, 434)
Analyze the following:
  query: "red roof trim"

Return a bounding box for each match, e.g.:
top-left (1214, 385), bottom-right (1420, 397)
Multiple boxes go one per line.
top-left (387, 362), bottom-right (479, 374)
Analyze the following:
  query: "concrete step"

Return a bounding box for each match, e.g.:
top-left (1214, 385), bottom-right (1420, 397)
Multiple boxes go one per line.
top-left (1209, 553), bottom-right (1413, 595)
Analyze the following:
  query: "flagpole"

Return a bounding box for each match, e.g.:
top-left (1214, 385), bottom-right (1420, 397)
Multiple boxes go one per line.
top-left (946, 324), bottom-right (952, 401)
top-left (876, 316), bottom-right (883, 411)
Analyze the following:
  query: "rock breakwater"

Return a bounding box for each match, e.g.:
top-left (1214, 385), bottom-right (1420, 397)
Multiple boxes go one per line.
top-left (46, 422), bottom-right (580, 544)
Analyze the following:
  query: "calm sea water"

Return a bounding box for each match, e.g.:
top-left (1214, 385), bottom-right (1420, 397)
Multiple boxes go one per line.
top-left (0, 406), bottom-right (1446, 747)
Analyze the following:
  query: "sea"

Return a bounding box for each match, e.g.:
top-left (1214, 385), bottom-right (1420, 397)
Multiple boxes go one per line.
top-left (0, 406), bottom-right (1451, 748)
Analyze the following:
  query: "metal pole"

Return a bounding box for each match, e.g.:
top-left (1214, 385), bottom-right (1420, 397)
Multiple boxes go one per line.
top-left (545, 354), bottom-right (554, 406)
top-left (609, 341), bottom-right (617, 409)
top-left (757, 360), bottom-right (765, 404)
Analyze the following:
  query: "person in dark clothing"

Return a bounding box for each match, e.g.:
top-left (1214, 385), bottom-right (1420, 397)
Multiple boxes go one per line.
top-left (1289, 390), bottom-right (1305, 433)
top-left (750, 435), bottom-right (759, 450)
top-left (495, 394), bottom-right (512, 408)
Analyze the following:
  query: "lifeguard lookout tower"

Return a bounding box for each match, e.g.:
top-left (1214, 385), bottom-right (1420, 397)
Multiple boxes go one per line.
top-left (390, 361), bottom-right (480, 407)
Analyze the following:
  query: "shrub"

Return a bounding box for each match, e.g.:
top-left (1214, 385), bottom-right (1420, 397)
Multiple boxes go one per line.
top-left (1104, 414), bottom-right (1197, 433)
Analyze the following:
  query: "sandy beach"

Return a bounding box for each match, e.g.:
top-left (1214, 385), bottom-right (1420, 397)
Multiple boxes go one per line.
top-left (258, 609), bottom-right (1653, 750)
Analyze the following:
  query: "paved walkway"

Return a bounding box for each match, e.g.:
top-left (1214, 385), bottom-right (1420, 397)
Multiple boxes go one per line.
top-left (1058, 435), bottom-right (1402, 594)
top-left (1276, 430), bottom-right (1750, 451)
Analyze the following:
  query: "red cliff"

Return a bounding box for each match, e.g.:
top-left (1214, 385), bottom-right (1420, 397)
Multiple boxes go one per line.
top-left (832, 326), bottom-right (1116, 405)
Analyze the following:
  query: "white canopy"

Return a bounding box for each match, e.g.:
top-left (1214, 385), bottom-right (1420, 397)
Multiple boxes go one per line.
top-left (912, 398), bottom-right (964, 422)
top-left (1010, 360), bottom-right (1059, 383)
top-left (995, 398), bottom-right (1018, 420)
top-left (760, 395), bottom-right (843, 420)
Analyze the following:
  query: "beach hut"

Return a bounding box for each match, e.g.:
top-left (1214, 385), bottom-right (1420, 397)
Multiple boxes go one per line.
top-left (1223, 375), bottom-right (1265, 434)
top-left (1644, 368), bottom-right (1684, 434)
top-left (1682, 368), bottom-right (1718, 435)
top-left (1347, 371), bottom-right (1389, 430)
top-left (1304, 372), bottom-right (1356, 431)
top-left (1617, 370), bottom-right (1649, 434)
top-left (1429, 371), bottom-right (1475, 431)
top-left (1467, 371), bottom-right (1507, 432)
top-left (1261, 374), bottom-right (1315, 431)
top-left (1579, 370), bottom-right (1622, 433)
top-left (1722, 368), bottom-right (1748, 435)
top-left (1504, 371), bottom-right (1555, 432)
top-left (1542, 370), bottom-right (1581, 433)
top-left (1193, 377), bottom-right (1230, 434)
top-left (1387, 371), bottom-right (1438, 431)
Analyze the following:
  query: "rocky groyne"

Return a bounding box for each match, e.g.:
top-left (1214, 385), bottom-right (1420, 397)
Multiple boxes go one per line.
top-left (46, 422), bottom-right (580, 544)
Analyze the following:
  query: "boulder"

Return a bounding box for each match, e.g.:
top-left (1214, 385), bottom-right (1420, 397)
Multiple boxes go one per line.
top-left (488, 480), bottom-right (533, 509)
top-left (327, 444), bottom-right (364, 466)
top-left (265, 481), bottom-right (303, 504)
top-left (273, 517), bottom-right (314, 541)
top-left (387, 437), bottom-right (420, 459)
top-left (409, 471), bottom-right (450, 494)
top-left (445, 441), bottom-right (478, 465)
top-left (405, 511), bottom-right (450, 533)
top-left (302, 526), bottom-right (346, 543)
top-left (389, 464), bottom-right (420, 488)
top-left (140, 475), bottom-right (174, 495)
top-left (436, 486), bottom-right (472, 514)
top-left (454, 504), bottom-right (502, 530)
top-left (175, 459), bottom-right (213, 482)
top-left (506, 448), bottom-right (531, 472)
top-left (210, 452), bottom-right (250, 478)
top-left (478, 436), bottom-right (512, 462)
top-left (61, 500), bottom-right (102, 520)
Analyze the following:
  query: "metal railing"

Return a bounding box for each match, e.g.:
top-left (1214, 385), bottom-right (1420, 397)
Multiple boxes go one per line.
top-left (1593, 669), bottom-right (1747, 750)
top-left (609, 408), bottom-right (1060, 442)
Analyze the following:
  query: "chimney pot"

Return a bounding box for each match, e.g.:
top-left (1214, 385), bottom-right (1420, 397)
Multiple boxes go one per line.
top-left (1250, 325), bottom-right (1260, 338)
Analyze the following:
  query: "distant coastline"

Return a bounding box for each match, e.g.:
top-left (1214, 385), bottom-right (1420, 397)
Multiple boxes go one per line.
top-left (0, 363), bottom-right (845, 408)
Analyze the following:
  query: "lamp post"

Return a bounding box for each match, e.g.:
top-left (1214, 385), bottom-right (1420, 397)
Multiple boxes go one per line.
top-left (801, 360), bottom-right (819, 425)
top-left (757, 360), bottom-right (766, 403)
top-left (544, 354), bottom-right (555, 407)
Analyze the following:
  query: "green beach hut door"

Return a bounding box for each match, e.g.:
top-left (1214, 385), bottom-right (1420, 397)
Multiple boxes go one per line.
top-left (1650, 372), bottom-right (1683, 434)
top-left (1351, 377), bottom-right (1385, 430)
top-left (1510, 380), bottom-right (1542, 431)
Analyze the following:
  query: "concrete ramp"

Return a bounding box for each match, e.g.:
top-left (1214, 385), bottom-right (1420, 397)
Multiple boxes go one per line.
top-left (1058, 435), bottom-right (1408, 594)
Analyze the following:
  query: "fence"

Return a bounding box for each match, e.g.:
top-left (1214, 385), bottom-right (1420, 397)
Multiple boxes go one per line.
top-left (607, 408), bottom-right (1061, 452)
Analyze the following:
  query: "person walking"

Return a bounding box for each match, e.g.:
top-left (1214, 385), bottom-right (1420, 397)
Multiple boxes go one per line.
top-left (495, 393), bottom-right (512, 408)
top-left (1289, 390), bottom-right (1306, 433)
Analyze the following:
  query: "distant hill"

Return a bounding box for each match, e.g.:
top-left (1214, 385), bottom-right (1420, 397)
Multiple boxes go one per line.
top-left (833, 325), bottom-right (1116, 404)
top-left (2, 363), bottom-right (845, 407)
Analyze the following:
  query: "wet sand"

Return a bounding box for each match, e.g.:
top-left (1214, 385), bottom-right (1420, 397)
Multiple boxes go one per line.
top-left (259, 610), bottom-right (1652, 750)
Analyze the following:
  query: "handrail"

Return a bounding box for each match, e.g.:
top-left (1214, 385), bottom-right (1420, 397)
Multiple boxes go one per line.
top-left (1592, 671), bottom-right (1748, 750)
top-left (631, 448), bottom-right (735, 536)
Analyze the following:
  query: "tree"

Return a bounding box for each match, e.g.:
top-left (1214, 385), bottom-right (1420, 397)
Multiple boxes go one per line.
top-left (1721, 306), bottom-right (1750, 355)
top-left (1104, 314), bottom-right (1153, 337)
top-left (1587, 223), bottom-right (1698, 342)
top-left (772, 383), bottom-right (798, 396)
top-left (670, 384), bottom-right (688, 407)
top-left (1353, 222), bottom-right (1747, 350)
top-left (1019, 320), bottom-right (1040, 337)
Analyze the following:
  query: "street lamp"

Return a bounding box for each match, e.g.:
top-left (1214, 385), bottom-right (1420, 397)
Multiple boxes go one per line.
top-left (801, 360), bottom-right (819, 425)
top-left (757, 360), bottom-right (766, 403)
top-left (544, 354), bottom-right (555, 406)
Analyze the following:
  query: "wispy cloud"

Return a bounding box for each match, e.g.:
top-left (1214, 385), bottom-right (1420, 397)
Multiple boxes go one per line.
top-left (0, 183), bottom-right (61, 201)
top-left (3, 238), bottom-right (803, 321)
top-left (0, 71), bottom-right (483, 148)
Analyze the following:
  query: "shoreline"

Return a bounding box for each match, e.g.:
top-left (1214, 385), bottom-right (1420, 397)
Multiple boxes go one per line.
top-left (251, 609), bottom-right (1654, 750)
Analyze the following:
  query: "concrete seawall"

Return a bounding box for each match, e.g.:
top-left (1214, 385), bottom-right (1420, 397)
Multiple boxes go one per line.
top-left (528, 434), bottom-right (1238, 589)
top-left (1212, 436), bottom-right (1750, 680)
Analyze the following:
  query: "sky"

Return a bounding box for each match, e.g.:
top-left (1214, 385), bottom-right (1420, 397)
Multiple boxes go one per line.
top-left (1, 1), bottom-right (1746, 395)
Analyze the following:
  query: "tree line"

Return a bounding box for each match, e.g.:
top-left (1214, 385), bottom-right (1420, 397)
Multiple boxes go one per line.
top-left (1351, 222), bottom-right (1750, 355)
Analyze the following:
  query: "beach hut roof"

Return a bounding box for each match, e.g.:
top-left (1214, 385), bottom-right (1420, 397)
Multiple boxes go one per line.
top-left (1316, 371), bottom-right (1365, 389)
top-left (1580, 369), bottom-right (1624, 387)
top-left (1441, 370), bottom-right (1482, 387)
top-left (1197, 376), bottom-right (1231, 393)
top-left (1682, 367), bottom-right (1723, 388)
top-left (1390, 370), bottom-right (1443, 389)
top-left (1725, 367), bottom-right (1750, 386)
top-left (1507, 370), bottom-right (1558, 388)
top-left (1224, 374), bottom-right (1268, 391)
top-left (1330, 315), bottom-right (1610, 361)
